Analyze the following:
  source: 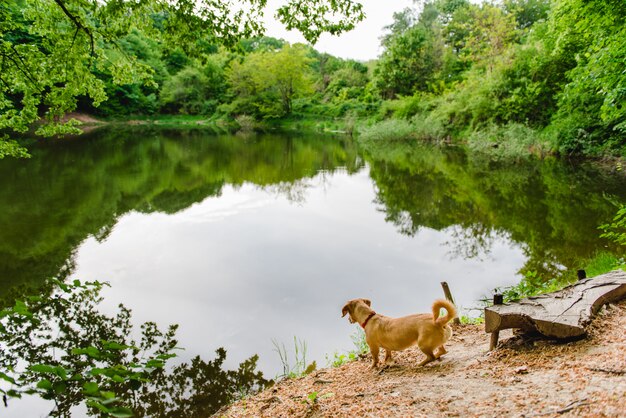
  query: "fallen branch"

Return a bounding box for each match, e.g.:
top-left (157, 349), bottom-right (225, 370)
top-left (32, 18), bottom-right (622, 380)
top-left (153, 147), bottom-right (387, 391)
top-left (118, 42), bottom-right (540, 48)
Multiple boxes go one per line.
top-left (587, 366), bottom-right (626, 375)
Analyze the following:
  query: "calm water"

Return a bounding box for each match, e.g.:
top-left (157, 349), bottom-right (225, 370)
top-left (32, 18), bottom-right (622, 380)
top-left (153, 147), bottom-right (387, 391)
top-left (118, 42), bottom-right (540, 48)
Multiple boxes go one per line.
top-left (2, 127), bottom-right (626, 415)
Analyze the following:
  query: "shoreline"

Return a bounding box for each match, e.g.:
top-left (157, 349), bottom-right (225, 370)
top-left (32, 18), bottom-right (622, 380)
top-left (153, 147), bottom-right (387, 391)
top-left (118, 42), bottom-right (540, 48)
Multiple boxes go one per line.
top-left (217, 300), bottom-right (626, 417)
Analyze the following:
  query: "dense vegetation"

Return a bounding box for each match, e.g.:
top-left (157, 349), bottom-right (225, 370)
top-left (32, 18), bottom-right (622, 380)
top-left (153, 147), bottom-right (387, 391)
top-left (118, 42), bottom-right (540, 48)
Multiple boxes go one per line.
top-left (1, 0), bottom-right (624, 158)
top-left (363, 0), bottom-right (626, 158)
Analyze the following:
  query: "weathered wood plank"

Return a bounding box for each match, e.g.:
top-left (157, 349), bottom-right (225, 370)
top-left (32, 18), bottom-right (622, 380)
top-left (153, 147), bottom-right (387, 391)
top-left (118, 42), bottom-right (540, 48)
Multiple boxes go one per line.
top-left (485, 270), bottom-right (626, 339)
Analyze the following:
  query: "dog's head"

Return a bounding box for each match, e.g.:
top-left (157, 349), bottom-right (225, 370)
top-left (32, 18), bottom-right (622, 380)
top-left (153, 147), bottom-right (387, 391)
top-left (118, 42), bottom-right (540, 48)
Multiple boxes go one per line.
top-left (341, 298), bottom-right (371, 324)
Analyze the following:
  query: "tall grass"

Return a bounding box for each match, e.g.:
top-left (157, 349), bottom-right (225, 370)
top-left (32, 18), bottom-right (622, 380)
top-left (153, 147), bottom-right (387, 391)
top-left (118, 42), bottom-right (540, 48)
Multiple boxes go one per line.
top-left (272, 337), bottom-right (316, 379)
top-left (358, 119), bottom-right (416, 143)
top-left (466, 123), bottom-right (551, 160)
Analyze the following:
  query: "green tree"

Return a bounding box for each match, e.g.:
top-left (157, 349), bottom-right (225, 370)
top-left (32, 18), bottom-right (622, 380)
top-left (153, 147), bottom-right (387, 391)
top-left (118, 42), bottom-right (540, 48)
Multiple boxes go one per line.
top-left (462, 3), bottom-right (518, 70)
top-left (0, 0), bottom-right (365, 157)
top-left (227, 44), bottom-right (315, 118)
top-left (160, 55), bottom-right (227, 115)
top-left (374, 4), bottom-right (445, 98)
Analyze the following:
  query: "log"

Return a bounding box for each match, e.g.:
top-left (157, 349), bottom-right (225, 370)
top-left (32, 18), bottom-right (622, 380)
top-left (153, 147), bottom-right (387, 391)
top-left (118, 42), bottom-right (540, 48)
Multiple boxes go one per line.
top-left (485, 270), bottom-right (626, 339)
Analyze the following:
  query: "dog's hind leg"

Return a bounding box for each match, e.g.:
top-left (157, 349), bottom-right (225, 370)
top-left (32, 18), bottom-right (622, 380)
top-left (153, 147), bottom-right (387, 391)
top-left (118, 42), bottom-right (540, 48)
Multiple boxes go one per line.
top-left (384, 349), bottom-right (394, 365)
top-left (417, 347), bottom-right (436, 367)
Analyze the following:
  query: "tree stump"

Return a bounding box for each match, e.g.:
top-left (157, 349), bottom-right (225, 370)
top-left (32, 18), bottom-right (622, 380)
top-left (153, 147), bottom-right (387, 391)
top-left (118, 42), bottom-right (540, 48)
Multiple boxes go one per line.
top-left (485, 270), bottom-right (626, 343)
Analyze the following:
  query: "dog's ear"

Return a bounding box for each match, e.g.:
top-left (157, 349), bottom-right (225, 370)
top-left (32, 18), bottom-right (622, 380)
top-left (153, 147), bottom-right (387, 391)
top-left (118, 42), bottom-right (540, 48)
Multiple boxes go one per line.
top-left (363, 299), bottom-right (371, 307)
top-left (341, 303), bottom-right (350, 318)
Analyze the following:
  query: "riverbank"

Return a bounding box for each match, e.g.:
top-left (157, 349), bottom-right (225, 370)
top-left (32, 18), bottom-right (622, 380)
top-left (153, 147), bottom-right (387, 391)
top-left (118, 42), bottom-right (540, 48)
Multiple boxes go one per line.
top-left (217, 300), bottom-right (626, 417)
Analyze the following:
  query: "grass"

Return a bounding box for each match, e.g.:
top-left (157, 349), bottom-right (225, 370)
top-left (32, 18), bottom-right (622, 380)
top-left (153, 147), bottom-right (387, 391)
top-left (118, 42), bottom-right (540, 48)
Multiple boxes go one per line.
top-left (272, 337), bottom-right (317, 380)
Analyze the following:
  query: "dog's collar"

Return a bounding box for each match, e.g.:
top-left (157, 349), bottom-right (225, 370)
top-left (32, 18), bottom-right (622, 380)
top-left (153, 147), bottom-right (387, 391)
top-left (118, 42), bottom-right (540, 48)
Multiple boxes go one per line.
top-left (360, 312), bottom-right (376, 329)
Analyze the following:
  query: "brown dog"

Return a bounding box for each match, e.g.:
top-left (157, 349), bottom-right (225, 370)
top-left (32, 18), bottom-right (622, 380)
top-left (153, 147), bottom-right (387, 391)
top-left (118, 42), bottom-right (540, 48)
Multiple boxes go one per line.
top-left (341, 298), bottom-right (457, 368)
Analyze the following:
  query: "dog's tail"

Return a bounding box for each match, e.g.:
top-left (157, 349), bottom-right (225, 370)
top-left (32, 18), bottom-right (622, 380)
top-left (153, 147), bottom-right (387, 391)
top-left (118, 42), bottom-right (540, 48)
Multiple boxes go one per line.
top-left (432, 299), bottom-right (457, 326)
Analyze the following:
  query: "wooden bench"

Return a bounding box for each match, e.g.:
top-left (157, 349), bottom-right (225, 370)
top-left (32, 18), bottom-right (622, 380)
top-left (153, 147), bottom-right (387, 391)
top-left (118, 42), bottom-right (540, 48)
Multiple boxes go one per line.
top-left (484, 270), bottom-right (626, 350)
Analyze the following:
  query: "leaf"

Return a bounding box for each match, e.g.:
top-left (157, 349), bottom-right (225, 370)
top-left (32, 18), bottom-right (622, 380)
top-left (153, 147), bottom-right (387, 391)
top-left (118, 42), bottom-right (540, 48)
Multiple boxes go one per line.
top-left (29, 364), bottom-right (68, 380)
top-left (107, 407), bottom-right (134, 418)
top-left (52, 381), bottom-right (67, 394)
top-left (72, 346), bottom-right (102, 359)
top-left (101, 340), bottom-right (130, 351)
top-left (304, 361), bottom-right (317, 375)
top-left (0, 371), bottom-right (16, 384)
top-left (13, 300), bottom-right (33, 318)
top-left (83, 382), bottom-right (99, 395)
top-left (50, 278), bottom-right (69, 292)
top-left (36, 379), bottom-right (53, 391)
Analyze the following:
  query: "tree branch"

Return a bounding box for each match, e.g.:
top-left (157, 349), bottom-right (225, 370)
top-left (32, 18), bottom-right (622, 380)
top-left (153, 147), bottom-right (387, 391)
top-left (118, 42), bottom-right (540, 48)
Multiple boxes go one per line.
top-left (53, 0), bottom-right (96, 57)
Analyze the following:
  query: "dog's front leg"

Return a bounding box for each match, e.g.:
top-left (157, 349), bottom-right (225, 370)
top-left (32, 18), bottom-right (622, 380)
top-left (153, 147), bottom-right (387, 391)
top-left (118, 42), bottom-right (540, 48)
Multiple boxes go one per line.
top-left (434, 345), bottom-right (447, 360)
top-left (370, 344), bottom-right (380, 368)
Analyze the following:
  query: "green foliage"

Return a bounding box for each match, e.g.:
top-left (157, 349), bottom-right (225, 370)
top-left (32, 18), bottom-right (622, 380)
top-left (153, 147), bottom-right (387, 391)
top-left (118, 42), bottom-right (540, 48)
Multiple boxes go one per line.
top-left (374, 4), bottom-right (444, 98)
top-left (0, 280), bottom-right (178, 416)
top-left (0, 0), bottom-right (365, 153)
top-left (0, 136), bottom-right (31, 159)
top-left (491, 270), bottom-right (570, 303)
top-left (600, 206), bottom-right (626, 246)
top-left (160, 58), bottom-right (226, 115)
top-left (367, 0), bottom-right (625, 158)
top-left (0, 279), bottom-right (269, 416)
top-left (583, 252), bottom-right (626, 278)
top-left (459, 315), bottom-right (484, 325)
top-left (227, 43), bottom-right (315, 119)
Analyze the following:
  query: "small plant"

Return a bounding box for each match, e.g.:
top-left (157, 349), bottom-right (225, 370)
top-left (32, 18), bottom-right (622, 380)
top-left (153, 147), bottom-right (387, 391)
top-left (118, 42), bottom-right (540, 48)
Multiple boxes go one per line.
top-left (325, 328), bottom-right (369, 368)
top-left (272, 337), bottom-right (316, 380)
top-left (304, 391), bottom-right (333, 405)
top-left (459, 315), bottom-right (484, 325)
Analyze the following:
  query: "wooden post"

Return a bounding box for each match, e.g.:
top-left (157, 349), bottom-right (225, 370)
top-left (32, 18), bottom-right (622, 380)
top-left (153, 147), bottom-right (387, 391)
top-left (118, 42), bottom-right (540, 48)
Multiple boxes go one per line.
top-left (489, 294), bottom-right (503, 351)
top-left (577, 270), bottom-right (587, 280)
top-left (440, 281), bottom-right (461, 325)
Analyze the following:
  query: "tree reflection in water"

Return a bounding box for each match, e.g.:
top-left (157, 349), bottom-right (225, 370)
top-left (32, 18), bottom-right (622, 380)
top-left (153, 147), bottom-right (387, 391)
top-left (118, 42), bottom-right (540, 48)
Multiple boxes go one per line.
top-left (0, 280), bottom-right (269, 417)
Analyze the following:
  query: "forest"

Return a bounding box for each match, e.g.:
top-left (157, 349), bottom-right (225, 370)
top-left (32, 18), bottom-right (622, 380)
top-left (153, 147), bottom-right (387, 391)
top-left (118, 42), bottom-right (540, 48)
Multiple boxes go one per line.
top-left (1, 0), bottom-right (625, 159)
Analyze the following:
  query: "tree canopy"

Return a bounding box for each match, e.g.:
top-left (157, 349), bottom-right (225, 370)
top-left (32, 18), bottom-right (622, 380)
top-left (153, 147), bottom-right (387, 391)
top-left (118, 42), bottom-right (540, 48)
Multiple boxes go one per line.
top-left (0, 0), bottom-right (365, 156)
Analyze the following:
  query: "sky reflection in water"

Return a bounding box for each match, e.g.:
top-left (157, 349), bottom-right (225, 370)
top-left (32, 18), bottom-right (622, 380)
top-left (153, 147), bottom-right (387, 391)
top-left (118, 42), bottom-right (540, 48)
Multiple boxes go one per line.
top-left (72, 167), bottom-right (524, 375)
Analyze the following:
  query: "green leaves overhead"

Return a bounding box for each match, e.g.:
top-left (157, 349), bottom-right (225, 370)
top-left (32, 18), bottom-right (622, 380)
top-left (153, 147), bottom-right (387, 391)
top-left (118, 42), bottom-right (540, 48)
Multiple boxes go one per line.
top-left (0, 0), bottom-right (364, 157)
top-left (276, 0), bottom-right (365, 44)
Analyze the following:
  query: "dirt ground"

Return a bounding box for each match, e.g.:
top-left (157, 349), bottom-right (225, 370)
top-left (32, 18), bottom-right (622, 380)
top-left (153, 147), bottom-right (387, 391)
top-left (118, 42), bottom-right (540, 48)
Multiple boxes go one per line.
top-left (218, 301), bottom-right (626, 417)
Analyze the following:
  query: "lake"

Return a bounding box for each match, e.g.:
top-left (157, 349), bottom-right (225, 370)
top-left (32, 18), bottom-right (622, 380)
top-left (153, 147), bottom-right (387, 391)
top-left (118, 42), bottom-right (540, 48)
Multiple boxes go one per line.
top-left (1, 127), bottom-right (626, 415)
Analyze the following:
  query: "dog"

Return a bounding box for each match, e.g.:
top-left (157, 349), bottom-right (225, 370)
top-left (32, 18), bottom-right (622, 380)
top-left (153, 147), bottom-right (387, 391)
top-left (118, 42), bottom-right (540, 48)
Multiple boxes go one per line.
top-left (341, 298), bottom-right (457, 368)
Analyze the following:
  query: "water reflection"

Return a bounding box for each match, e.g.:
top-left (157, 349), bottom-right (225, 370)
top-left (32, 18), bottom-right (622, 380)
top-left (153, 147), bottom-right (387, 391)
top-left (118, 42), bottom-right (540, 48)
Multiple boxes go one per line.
top-left (0, 128), bottom-right (361, 298)
top-left (363, 141), bottom-right (626, 277)
top-left (0, 280), bottom-right (269, 417)
top-left (2, 128), bottom-right (626, 415)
